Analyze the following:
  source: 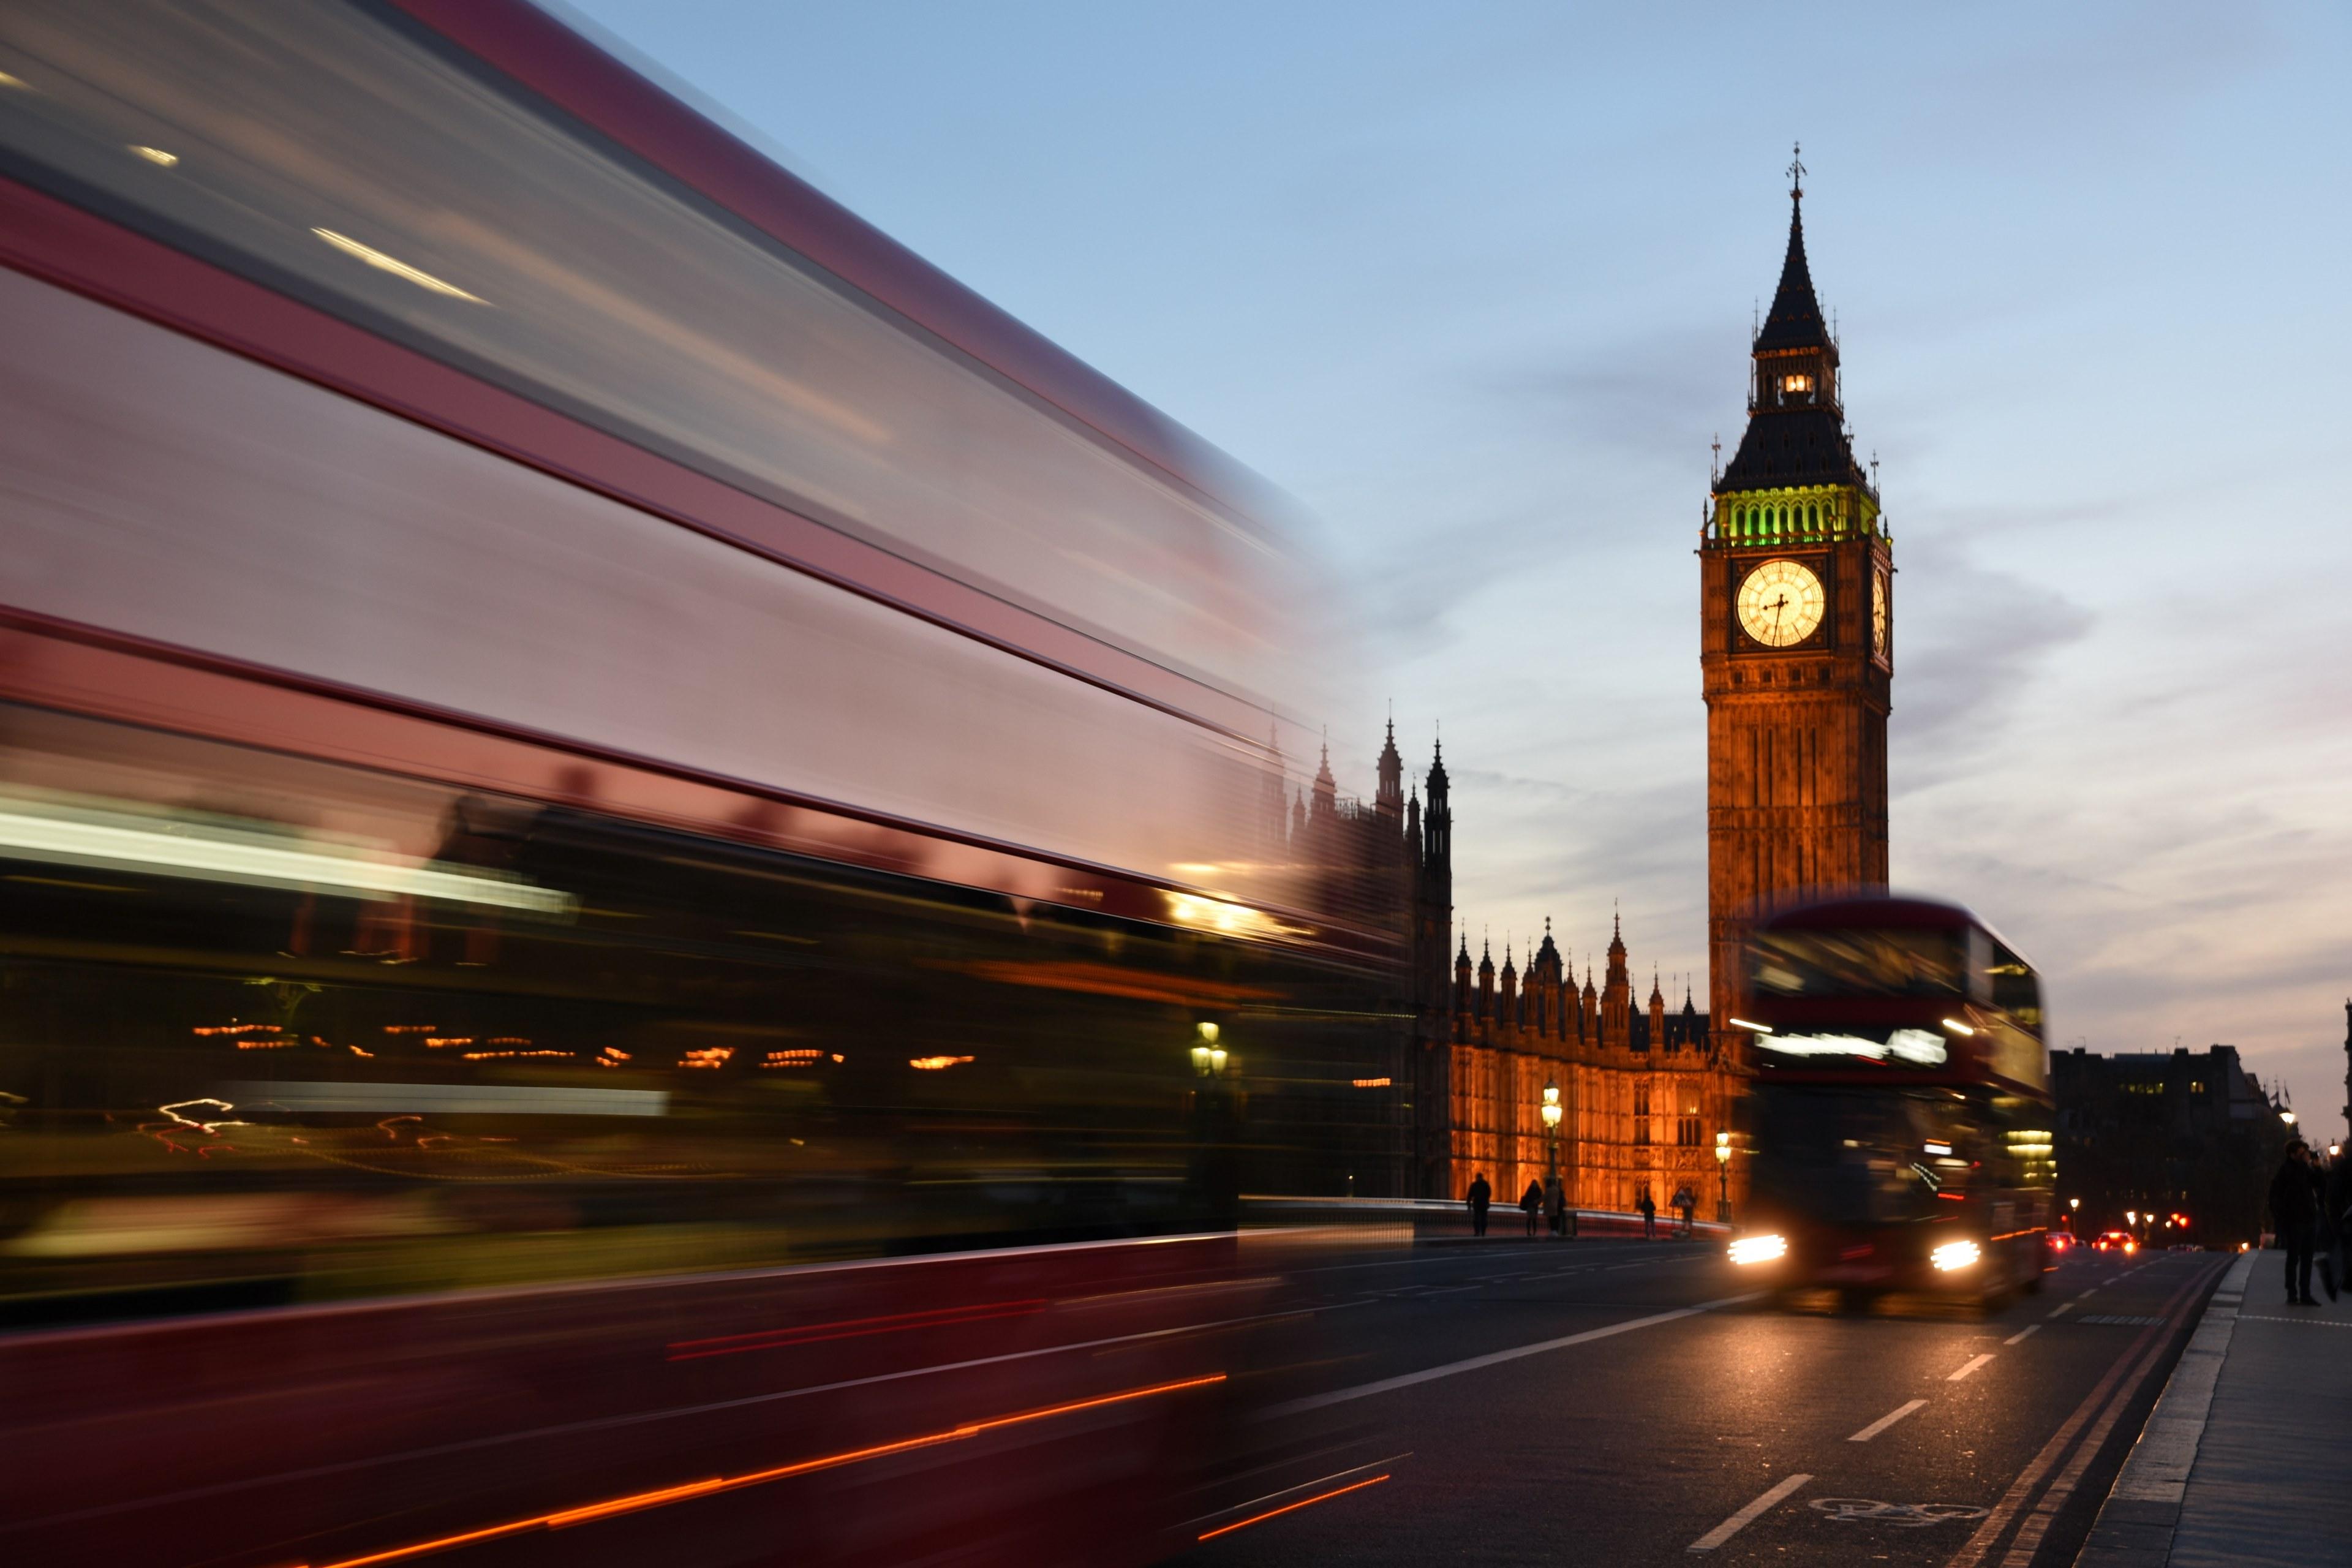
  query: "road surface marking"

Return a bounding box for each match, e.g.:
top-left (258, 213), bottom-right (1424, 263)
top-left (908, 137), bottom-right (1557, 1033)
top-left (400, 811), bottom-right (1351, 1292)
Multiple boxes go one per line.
top-left (1943, 1259), bottom-right (2219, 1568)
top-left (1996, 1262), bottom-right (2226, 1565)
top-left (1687, 1473), bottom-right (1811, 1551)
top-left (1268, 1291), bottom-right (1764, 1415)
top-left (2077, 1287), bottom-right (2098, 1298)
top-left (1847, 1400), bottom-right (1928, 1442)
top-left (2048, 1302), bottom-right (2073, 1317)
top-left (2236, 1314), bottom-right (2352, 1326)
top-left (2003, 1324), bottom-right (2041, 1346)
top-left (1947, 1354), bottom-right (1995, 1381)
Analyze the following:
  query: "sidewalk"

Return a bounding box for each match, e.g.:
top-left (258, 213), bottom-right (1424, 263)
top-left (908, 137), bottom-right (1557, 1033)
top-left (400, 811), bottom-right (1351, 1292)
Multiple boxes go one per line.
top-left (2078, 1248), bottom-right (2352, 1567)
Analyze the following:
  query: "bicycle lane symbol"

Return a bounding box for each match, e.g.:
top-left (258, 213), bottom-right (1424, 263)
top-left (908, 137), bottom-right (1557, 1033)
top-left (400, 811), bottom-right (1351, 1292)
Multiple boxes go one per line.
top-left (1809, 1498), bottom-right (1992, 1529)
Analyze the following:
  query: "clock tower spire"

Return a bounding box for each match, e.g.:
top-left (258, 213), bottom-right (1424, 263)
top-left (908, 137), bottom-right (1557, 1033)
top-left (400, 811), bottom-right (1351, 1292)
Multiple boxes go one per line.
top-left (1700, 157), bottom-right (1893, 1046)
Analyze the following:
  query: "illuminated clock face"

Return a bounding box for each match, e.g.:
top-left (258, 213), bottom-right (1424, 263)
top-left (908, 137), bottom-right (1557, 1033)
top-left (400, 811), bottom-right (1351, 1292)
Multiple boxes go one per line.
top-left (1736, 559), bottom-right (1826, 647)
top-left (1872, 567), bottom-right (1890, 661)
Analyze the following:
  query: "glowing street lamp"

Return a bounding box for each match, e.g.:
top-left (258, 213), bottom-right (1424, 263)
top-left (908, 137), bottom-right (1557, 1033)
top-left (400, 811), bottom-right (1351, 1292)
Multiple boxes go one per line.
top-left (2280, 1110), bottom-right (2297, 1127)
top-left (1714, 1129), bottom-right (1733, 1222)
top-left (1189, 1020), bottom-right (1227, 1077)
top-left (1534, 1082), bottom-right (1567, 1238)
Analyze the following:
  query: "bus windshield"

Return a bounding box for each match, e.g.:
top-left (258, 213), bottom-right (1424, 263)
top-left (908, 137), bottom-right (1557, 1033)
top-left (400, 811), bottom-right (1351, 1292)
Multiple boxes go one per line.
top-left (1750, 925), bottom-right (1972, 1000)
top-left (1750, 1084), bottom-right (1980, 1226)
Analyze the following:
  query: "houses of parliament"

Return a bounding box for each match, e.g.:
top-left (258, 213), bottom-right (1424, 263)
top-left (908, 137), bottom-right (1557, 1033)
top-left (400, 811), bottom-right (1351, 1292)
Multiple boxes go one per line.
top-left (1290, 160), bottom-right (1894, 1212)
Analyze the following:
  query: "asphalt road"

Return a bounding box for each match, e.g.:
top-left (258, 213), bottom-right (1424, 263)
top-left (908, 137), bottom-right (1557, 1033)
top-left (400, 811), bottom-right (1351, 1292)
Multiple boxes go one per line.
top-left (1179, 1237), bottom-right (2226, 1567)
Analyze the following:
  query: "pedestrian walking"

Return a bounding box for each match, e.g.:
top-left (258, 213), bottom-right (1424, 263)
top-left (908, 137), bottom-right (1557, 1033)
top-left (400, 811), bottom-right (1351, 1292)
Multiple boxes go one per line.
top-left (2269, 1142), bottom-right (2321, 1305)
top-left (2328, 1149), bottom-right (2352, 1303)
top-left (1520, 1178), bottom-right (1544, 1237)
top-left (1465, 1171), bottom-right (1491, 1238)
top-left (1638, 1188), bottom-right (1657, 1240)
top-left (1673, 1185), bottom-right (1696, 1239)
top-left (1544, 1174), bottom-right (1567, 1239)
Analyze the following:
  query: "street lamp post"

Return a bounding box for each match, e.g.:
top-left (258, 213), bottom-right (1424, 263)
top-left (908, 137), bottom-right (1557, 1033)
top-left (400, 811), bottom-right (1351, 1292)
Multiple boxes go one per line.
top-left (1714, 1131), bottom-right (1732, 1223)
top-left (1188, 1022), bottom-right (1236, 1229)
top-left (1540, 1082), bottom-right (1566, 1236)
top-left (1540, 1082), bottom-right (1562, 1177)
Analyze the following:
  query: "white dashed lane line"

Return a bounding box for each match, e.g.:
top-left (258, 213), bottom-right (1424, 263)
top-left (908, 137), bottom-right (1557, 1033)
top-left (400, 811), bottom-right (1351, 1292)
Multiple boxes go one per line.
top-left (2005, 1323), bottom-right (2041, 1346)
top-left (1687, 1473), bottom-right (1811, 1553)
top-left (1947, 1353), bottom-right (1996, 1381)
top-left (1847, 1398), bottom-right (1928, 1442)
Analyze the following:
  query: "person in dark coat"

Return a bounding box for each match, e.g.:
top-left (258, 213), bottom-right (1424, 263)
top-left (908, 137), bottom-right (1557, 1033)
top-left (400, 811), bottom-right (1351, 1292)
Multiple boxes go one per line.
top-left (1673, 1185), bottom-right (1697, 1238)
top-left (1465, 1172), bottom-right (1492, 1237)
top-left (1520, 1178), bottom-right (1544, 1237)
top-left (1638, 1188), bottom-right (1657, 1240)
top-left (1544, 1174), bottom-right (1567, 1238)
top-left (2269, 1142), bottom-right (2321, 1305)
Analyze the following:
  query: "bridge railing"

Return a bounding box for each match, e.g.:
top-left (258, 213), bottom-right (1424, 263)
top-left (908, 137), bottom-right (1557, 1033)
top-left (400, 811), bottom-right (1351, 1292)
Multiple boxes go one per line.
top-left (1240, 1195), bottom-right (1730, 1242)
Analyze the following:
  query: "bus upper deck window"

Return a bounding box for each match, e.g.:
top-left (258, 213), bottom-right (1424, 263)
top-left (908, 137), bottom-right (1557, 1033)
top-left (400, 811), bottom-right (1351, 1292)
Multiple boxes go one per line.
top-left (1750, 927), bottom-right (1967, 998)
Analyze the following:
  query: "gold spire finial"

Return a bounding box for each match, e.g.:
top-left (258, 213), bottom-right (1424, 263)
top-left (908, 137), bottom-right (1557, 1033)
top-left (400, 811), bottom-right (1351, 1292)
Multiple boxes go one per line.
top-left (1787, 141), bottom-right (1806, 200)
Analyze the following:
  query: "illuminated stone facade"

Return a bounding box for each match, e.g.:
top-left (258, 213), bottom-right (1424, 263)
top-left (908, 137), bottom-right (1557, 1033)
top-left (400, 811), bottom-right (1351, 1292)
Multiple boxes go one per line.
top-left (1275, 724), bottom-right (1738, 1209)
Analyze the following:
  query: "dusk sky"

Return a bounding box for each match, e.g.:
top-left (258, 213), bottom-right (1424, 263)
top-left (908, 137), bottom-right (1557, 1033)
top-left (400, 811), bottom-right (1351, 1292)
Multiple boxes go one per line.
top-left (566, 1), bottom-right (2352, 1131)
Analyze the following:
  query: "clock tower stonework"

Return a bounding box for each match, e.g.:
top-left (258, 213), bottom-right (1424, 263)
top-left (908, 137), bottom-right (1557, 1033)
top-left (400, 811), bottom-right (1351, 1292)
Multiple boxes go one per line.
top-left (1702, 165), bottom-right (1892, 1039)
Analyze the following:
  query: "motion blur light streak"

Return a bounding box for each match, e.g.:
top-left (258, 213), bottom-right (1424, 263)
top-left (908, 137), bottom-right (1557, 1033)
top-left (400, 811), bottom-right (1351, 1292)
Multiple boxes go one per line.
top-left (1196, 1473), bottom-right (1393, 1542)
top-left (311, 228), bottom-right (488, 303)
top-left (303, 1373), bottom-right (1227, 1568)
top-left (907, 1055), bottom-right (974, 1070)
top-left (666, 1298), bottom-right (1050, 1360)
top-left (1728, 1233), bottom-right (1787, 1265)
top-left (1932, 1240), bottom-right (1983, 1271)
top-left (0, 798), bottom-right (571, 913)
top-left (127, 145), bottom-right (178, 166)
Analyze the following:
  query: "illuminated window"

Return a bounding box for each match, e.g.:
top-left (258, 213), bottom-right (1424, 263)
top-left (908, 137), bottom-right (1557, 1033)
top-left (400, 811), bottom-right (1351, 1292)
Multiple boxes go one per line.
top-left (1782, 372), bottom-right (1813, 396)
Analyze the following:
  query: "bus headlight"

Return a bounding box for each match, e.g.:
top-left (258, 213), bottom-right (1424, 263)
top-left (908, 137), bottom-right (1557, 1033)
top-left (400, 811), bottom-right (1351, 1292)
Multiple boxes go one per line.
top-left (1931, 1239), bottom-right (1981, 1272)
top-left (1728, 1233), bottom-right (1787, 1266)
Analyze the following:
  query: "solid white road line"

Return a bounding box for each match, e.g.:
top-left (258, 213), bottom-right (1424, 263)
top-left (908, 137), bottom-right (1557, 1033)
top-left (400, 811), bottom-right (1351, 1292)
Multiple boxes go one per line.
top-left (1268, 1291), bottom-right (1763, 1415)
top-left (1847, 1399), bottom-right (1928, 1442)
top-left (2005, 1324), bottom-right (2041, 1346)
top-left (1687, 1472), bottom-right (1811, 1551)
top-left (1947, 1353), bottom-right (1996, 1381)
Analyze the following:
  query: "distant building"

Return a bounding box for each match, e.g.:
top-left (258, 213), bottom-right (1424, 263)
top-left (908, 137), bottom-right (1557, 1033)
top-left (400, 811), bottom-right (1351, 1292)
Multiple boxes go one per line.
top-left (1272, 723), bottom-right (1737, 1210)
top-left (2051, 1044), bottom-right (2291, 1245)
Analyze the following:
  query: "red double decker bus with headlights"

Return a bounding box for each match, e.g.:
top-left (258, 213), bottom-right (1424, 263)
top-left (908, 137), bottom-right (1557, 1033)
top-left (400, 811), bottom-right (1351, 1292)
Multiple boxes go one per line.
top-left (1725, 895), bottom-right (2055, 1305)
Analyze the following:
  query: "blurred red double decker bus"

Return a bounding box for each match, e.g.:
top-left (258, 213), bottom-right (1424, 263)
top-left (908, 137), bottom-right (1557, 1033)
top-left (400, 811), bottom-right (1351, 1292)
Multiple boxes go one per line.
top-left (1725, 895), bottom-right (2056, 1306)
top-left (0, 3), bottom-right (1396, 1562)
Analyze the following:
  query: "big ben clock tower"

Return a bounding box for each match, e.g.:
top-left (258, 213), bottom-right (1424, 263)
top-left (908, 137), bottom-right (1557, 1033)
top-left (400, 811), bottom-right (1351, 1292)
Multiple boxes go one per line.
top-left (1702, 153), bottom-right (1891, 1038)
